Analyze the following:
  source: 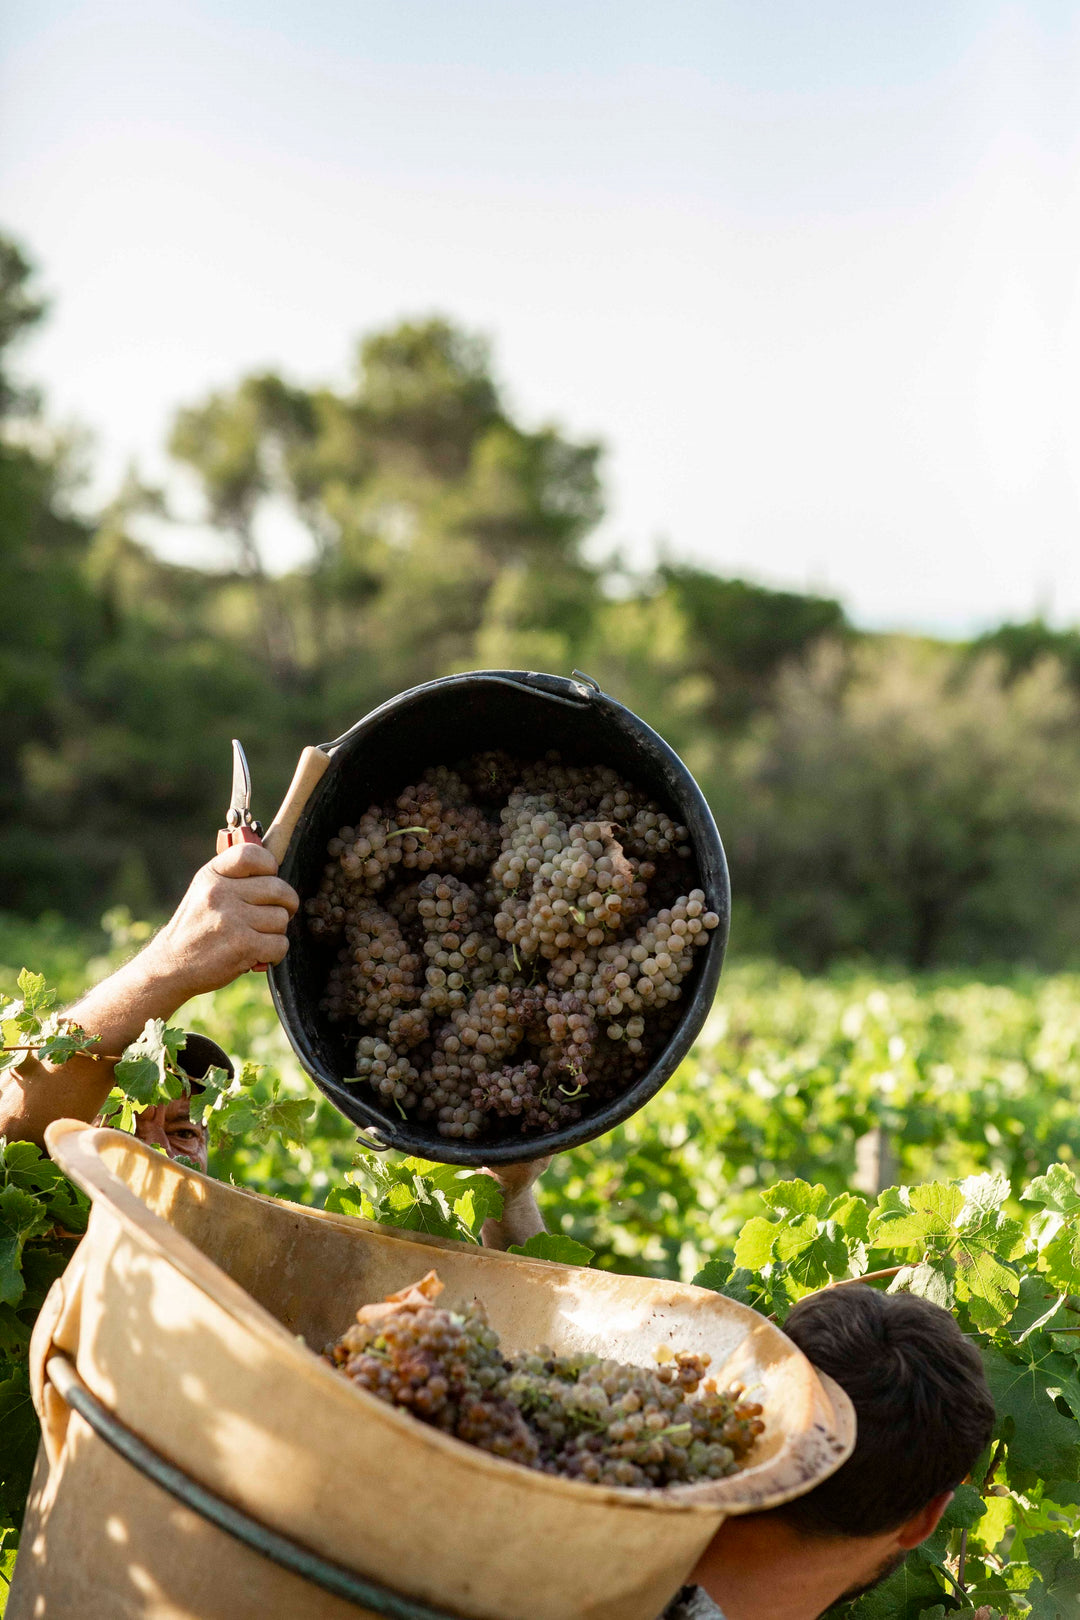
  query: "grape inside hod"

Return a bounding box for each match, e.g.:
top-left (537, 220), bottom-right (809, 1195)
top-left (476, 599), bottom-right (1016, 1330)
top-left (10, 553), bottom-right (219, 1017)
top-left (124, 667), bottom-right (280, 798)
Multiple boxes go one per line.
top-left (326, 1271), bottom-right (765, 1491)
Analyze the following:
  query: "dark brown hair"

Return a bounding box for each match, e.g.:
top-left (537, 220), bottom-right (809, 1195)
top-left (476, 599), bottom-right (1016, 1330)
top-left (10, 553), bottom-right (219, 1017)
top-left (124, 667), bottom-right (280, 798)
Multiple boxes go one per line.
top-left (779, 1285), bottom-right (995, 1537)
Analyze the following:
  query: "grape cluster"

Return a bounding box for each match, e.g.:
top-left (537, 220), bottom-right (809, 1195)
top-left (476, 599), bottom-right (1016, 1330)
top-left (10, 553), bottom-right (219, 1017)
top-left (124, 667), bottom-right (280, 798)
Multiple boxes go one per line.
top-left (352, 1036), bottom-right (422, 1111)
top-left (326, 1272), bottom-right (538, 1466)
top-left (306, 773), bottom-right (499, 927)
top-left (592, 892), bottom-right (721, 1030)
top-left (490, 799), bottom-right (649, 961)
top-left (503, 1346), bottom-right (763, 1488)
top-left (320, 907), bottom-right (421, 1026)
top-left (327, 1272), bottom-right (765, 1490)
top-left (304, 751), bottom-right (720, 1142)
top-left (416, 876), bottom-right (500, 1016)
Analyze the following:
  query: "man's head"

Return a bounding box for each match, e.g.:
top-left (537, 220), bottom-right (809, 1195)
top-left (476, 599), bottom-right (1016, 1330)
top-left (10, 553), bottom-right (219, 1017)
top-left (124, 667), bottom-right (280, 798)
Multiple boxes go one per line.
top-left (130, 1033), bottom-right (232, 1176)
top-left (132, 1096), bottom-right (209, 1173)
top-left (692, 1286), bottom-right (996, 1618)
top-left (781, 1284), bottom-right (995, 1542)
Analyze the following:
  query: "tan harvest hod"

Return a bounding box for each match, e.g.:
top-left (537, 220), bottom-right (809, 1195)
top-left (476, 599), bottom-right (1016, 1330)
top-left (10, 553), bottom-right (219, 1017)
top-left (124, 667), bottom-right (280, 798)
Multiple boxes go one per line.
top-left (12, 1124), bottom-right (855, 1620)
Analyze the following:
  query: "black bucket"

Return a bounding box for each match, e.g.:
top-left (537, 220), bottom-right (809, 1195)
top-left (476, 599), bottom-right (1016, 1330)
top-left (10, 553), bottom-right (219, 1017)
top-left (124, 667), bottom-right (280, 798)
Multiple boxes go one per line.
top-left (269, 670), bottom-right (729, 1165)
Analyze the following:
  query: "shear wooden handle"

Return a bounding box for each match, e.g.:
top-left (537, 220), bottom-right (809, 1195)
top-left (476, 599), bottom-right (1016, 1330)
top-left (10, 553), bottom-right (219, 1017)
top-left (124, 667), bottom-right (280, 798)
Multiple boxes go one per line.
top-left (263, 746), bottom-right (332, 865)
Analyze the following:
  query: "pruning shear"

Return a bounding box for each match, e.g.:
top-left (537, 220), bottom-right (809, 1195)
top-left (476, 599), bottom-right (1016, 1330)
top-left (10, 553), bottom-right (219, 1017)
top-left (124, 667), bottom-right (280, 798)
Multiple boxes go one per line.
top-left (217, 739), bottom-right (264, 854)
top-left (217, 739), bottom-right (269, 973)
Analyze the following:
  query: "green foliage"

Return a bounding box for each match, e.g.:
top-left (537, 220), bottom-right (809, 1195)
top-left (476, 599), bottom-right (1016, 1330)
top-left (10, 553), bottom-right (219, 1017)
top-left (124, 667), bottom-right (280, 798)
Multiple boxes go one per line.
top-left (657, 564), bottom-right (848, 727)
top-left (684, 1167), bottom-right (1080, 1619)
top-left (971, 618), bottom-right (1080, 692)
top-left (507, 1232), bottom-right (597, 1265)
top-left (6, 939), bottom-right (1080, 1612)
top-left (325, 1151), bottom-right (505, 1243)
top-left (0, 1136), bottom-right (86, 1607)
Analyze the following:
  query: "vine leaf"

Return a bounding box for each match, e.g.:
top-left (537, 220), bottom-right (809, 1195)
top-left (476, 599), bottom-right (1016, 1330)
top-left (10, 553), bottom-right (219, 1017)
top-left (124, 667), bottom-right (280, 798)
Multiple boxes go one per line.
top-left (1023, 1164), bottom-right (1080, 1217)
top-left (732, 1216), bottom-right (777, 1272)
top-left (16, 969), bottom-right (54, 1022)
top-left (1024, 1165), bottom-right (1080, 1294)
top-left (1008, 1276), bottom-right (1070, 1345)
top-left (0, 1366), bottom-right (39, 1524)
top-left (889, 1260), bottom-right (955, 1311)
top-left (186, 1064), bottom-right (234, 1126)
top-left (868, 1176), bottom-right (1021, 1329)
top-left (398, 1160), bottom-right (504, 1231)
top-left (0, 1186), bottom-right (50, 1307)
top-left (761, 1179), bottom-right (832, 1218)
top-left (218, 1091), bottom-right (313, 1147)
top-left (113, 1019), bottom-right (188, 1106)
top-left (981, 1340), bottom-right (1080, 1488)
top-left (868, 1181), bottom-right (964, 1249)
top-left (507, 1232), bottom-right (595, 1265)
top-left (34, 1020), bottom-right (97, 1065)
top-left (692, 1259), bottom-right (762, 1311)
top-left (1024, 1530), bottom-right (1080, 1620)
top-left (735, 1183), bottom-right (866, 1289)
top-left (324, 1181), bottom-right (374, 1220)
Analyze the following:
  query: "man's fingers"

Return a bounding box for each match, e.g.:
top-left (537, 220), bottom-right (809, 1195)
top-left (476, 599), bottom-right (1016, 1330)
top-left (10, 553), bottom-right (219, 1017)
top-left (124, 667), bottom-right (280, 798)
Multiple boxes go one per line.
top-left (255, 932), bottom-right (290, 965)
top-left (248, 905), bottom-right (294, 936)
top-left (232, 875), bottom-right (300, 913)
top-left (210, 841), bottom-right (279, 879)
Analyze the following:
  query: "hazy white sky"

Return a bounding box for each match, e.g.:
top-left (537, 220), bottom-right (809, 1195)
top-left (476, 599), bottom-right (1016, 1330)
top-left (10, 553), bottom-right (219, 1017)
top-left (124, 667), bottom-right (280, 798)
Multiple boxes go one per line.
top-left (2, 0), bottom-right (1078, 631)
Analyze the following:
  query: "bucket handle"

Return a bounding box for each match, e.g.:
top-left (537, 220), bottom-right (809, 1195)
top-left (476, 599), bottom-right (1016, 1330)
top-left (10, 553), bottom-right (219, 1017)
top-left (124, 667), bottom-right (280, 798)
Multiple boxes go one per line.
top-left (355, 1127), bottom-right (392, 1153)
top-left (319, 670), bottom-right (603, 756)
top-left (465, 670), bottom-right (602, 708)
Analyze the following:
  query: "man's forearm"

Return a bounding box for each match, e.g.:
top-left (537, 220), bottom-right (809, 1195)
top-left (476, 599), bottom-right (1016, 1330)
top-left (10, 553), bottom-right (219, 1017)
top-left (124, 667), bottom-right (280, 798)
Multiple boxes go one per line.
top-left (481, 1185), bottom-right (547, 1251)
top-left (0, 938), bottom-right (195, 1147)
top-left (0, 840), bottom-right (298, 1150)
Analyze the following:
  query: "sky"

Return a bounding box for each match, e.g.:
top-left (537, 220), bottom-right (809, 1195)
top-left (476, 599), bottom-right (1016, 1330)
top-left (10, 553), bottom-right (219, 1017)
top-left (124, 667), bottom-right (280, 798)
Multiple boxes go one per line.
top-left (1, 0), bottom-right (1078, 633)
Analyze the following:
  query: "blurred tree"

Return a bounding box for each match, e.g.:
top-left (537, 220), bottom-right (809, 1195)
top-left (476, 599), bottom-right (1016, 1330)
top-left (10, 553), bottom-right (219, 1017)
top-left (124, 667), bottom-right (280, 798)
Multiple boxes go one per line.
top-left (10, 221), bottom-right (1080, 973)
top-left (0, 235), bottom-right (47, 414)
top-left (970, 618), bottom-right (1080, 688)
top-left (0, 234), bottom-right (106, 911)
top-left (720, 639), bottom-right (1080, 968)
top-left (167, 317), bottom-right (605, 692)
top-left (658, 566), bottom-right (849, 726)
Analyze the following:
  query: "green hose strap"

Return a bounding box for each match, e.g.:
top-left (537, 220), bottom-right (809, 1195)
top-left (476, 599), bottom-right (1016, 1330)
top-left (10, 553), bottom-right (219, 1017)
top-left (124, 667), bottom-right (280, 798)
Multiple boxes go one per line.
top-left (45, 1352), bottom-right (492, 1620)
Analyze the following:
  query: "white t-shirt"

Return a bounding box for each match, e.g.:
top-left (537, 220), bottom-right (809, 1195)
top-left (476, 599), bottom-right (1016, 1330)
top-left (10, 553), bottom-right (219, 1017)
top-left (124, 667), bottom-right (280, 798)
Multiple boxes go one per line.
top-left (661, 1586), bottom-right (726, 1619)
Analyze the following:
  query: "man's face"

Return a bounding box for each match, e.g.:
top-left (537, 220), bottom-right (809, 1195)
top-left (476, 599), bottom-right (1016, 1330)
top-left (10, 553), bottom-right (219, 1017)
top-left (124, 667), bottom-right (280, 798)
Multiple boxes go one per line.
top-left (837, 1549), bottom-right (908, 1603)
top-left (133, 1096), bottom-right (209, 1173)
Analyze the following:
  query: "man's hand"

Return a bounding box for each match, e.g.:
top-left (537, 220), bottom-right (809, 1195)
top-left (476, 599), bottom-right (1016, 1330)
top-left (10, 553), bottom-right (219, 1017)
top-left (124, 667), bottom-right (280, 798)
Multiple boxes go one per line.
top-left (481, 1156), bottom-right (552, 1250)
top-left (0, 843), bottom-right (299, 1148)
top-left (147, 842), bottom-right (299, 1001)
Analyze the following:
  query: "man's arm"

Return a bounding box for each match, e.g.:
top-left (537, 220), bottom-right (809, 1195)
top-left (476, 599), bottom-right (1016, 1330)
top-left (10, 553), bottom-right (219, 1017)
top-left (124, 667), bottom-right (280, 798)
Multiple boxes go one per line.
top-left (0, 842), bottom-right (298, 1147)
top-left (481, 1158), bottom-right (552, 1250)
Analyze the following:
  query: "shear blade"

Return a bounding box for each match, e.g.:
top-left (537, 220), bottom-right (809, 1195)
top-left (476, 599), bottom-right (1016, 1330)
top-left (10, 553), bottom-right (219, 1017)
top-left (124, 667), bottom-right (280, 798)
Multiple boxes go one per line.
top-left (229, 739), bottom-right (252, 819)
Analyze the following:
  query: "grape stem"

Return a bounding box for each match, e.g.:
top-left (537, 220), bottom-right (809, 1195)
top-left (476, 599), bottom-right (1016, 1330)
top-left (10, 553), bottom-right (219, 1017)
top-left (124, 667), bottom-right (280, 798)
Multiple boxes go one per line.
top-left (2, 1044), bottom-right (122, 1062)
top-left (981, 1439), bottom-right (1006, 1491)
top-left (817, 1265), bottom-right (908, 1291)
